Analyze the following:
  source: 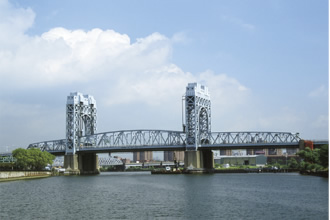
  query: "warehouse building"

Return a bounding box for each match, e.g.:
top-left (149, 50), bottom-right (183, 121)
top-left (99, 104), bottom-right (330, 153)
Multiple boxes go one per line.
top-left (214, 155), bottom-right (267, 167)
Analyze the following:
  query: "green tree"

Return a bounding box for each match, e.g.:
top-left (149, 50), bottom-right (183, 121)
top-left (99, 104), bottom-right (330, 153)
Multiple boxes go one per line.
top-left (297, 146), bottom-right (328, 172)
top-left (288, 157), bottom-right (299, 169)
top-left (319, 145), bottom-right (328, 168)
top-left (12, 148), bottom-right (29, 170)
top-left (297, 147), bottom-right (320, 164)
top-left (12, 148), bottom-right (55, 170)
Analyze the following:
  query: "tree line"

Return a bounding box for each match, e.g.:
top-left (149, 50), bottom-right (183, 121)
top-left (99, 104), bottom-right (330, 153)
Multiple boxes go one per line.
top-left (288, 145), bottom-right (328, 172)
top-left (1, 145), bottom-right (328, 172)
top-left (7, 148), bottom-right (55, 171)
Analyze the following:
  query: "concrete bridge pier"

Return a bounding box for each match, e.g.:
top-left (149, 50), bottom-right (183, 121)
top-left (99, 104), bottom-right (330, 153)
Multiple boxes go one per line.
top-left (64, 154), bottom-right (80, 175)
top-left (184, 150), bottom-right (214, 173)
top-left (78, 153), bottom-right (100, 175)
top-left (64, 153), bottom-right (100, 175)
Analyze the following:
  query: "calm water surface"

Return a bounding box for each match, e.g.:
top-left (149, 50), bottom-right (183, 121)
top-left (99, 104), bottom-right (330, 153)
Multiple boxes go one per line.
top-left (0, 172), bottom-right (328, 219)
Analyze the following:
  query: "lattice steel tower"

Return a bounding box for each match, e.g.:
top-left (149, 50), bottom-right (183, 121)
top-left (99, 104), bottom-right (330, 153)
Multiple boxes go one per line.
top-left (66, 92), bottom-right (97, 154)
top-left (185, 83), bottom-right (211, 151)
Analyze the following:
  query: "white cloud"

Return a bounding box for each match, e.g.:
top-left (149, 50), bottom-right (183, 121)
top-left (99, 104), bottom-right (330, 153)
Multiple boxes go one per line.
top-left (308, 85), bottom-right (328, 98)
top-left (1, 0), bottom-right (327, 147)
top-left (0, 1), bottom-right (249, 108)
top-left (0, 0), bottom-right (35, 46)
top-left (0, 0), bottom-right (254, 146)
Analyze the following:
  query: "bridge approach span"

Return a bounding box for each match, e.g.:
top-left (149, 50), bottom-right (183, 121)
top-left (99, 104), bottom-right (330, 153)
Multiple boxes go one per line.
top-left (53, 156), bottom-right (124, 166)
top-left (27, 130), bottom-right (301, 154)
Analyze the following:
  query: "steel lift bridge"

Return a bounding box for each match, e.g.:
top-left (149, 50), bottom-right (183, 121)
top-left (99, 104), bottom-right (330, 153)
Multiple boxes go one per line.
top-left (28, 83), bottom-right (301, 174)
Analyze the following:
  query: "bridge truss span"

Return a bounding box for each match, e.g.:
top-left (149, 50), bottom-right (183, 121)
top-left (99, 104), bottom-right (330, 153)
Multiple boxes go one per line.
top-left (27, 131), bottom-right (302, 153)
top-left (51, 156), bottom-right (123, 166)
top-left (27, 139), bottom-right (66, 154)
top-left (78, 130), bottom-right (186, 152)
top-left (202, 131), bottom-right (301, 148)
top-left (98, 157), bottom-right (123, 166)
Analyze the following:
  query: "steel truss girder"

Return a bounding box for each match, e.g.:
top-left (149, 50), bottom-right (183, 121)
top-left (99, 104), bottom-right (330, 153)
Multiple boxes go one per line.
top-left (205, 131), bottom-right (301, 146)
top-left (98, 157), bottom-right (123, 166)
top-left (27, 139), bottom-right (66, 153)
top-left (79, 130), bottom-right (186, 150)
top-left (51, 156), bottom-right (123, 166)
top-left (27, 131), bottom-right (301, 152)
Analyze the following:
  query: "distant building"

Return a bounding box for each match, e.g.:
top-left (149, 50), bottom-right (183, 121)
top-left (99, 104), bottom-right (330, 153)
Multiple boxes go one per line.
top-left (122, 158), bottom-right (130, 164)
top-left (219, 148), bottom-right (298, 157)
top-left (214, 155), bottom-right (267, 167)
top-left (133, 151), bottom-right (153, 162)
top-left (164, 151), bottom-right (184, 162)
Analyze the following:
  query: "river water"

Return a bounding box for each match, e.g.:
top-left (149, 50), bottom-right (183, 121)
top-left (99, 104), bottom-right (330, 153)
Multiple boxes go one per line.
top-left (0, 172), bottom-right (328, 219)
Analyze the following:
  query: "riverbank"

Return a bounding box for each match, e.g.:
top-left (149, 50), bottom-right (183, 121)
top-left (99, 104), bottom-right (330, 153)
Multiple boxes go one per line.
top-left (0, 171), bottom-right (52, 182)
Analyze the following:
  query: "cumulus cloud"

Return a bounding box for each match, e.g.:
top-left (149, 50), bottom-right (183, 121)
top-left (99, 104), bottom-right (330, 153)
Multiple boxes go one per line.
top-left (0, 0), bottom-right (254, 147)
top-left (0, 0), bottom-right (35, 45)
top-left (0, 26), bottom-right (171, 87)
top-left (3, 0), bottom-right (324, 147)
top-left (0, 0), bottom-right (249, 106)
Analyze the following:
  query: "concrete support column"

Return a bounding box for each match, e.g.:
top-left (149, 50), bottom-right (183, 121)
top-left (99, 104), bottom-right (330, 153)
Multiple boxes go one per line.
top-left (202, 150), bottom-right (214, 169)
top-left (64, 154), bottom-right (80, 174)
top-left (184, 150), bottom-right (214, 172)
top-left (79, 153), bottom-right (100, 175)
top-left (64, 153), bottom-right (100, 175)
top-left (184, 151), bottom-right (202, 169)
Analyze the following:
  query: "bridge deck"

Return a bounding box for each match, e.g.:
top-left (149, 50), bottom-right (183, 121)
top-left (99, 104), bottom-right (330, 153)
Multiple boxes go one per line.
top-left (39, 143), bottom-right (301, 155)
top-left (27, 130), bottom-right (303, 154)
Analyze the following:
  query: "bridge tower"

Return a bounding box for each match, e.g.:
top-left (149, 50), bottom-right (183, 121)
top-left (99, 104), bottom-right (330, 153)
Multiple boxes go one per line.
top-left (64, 92), bottom-right (99, 174)
top-left (184, 83), bottom-right (214, 171)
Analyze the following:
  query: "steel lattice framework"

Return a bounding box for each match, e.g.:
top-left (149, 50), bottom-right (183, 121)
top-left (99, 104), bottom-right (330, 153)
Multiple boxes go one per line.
top-left (78, 130), bottom-right (186, 152)
top-left (202, 131), bottom-right (301, 148)
top-left (51, 156), bottom-right (123, 166)
top-left (185, 83), bottom-right (211, 150)
top-left (98, 157), bottom-right (124, 166)
top-left (66, 92), bottom-right (97, 154)
top-left (27, 139), bottom-right (66, 153)
top-left (27, 131), bottom-right (300, 153)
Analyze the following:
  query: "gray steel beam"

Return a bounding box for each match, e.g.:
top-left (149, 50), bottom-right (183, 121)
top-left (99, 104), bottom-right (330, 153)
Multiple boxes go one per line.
top-left (27, 131), bottom-right (301, 153)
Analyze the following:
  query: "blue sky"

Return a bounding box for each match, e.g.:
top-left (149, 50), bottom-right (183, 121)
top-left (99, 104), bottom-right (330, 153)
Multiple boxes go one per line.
top-left (0, 0), bottom-right (328, 153)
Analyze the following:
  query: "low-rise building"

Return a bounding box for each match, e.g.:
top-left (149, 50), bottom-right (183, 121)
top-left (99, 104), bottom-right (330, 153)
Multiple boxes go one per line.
top-left (214, 155), bottom-right (267, 167)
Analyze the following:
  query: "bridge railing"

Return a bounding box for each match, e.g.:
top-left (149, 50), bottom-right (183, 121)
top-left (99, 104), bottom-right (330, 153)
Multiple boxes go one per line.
top-left (27, 139), bottom-right (66, 152)
top-left (203, 132), bottom-right (300, 146)
top-left (78, 130), bottom-right (186, 150)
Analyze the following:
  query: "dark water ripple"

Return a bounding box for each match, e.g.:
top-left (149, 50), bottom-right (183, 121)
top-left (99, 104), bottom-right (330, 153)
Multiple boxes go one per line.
top-left (0, 172), bottom-right (328, 219)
